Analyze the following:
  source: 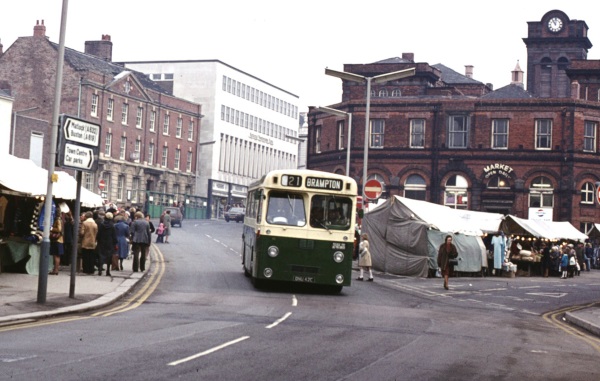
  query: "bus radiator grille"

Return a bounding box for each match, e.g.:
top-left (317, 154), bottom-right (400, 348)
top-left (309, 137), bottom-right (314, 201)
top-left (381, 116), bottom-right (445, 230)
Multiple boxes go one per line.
top-left (291, 265), bottom-right (319, 274)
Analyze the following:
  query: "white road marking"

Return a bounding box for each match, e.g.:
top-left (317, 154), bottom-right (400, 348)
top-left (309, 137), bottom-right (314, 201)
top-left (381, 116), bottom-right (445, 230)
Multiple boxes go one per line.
top-left (531, 350), bottom-right (548, 354)
top-left (292, 295), bottom-right (297, 307)
top-left (266, 312), bottom-right (292, 329)
top-left (518, 286), bottom-right (541, 289)
top-left (168, 336), bottom-right (250, 366)
top-left (526, 292), bottom-right (567, 298)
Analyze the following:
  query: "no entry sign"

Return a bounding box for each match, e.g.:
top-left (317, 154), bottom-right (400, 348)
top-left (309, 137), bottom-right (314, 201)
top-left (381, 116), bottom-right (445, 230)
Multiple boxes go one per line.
top-left (364, 179), bottom-right (383, 200)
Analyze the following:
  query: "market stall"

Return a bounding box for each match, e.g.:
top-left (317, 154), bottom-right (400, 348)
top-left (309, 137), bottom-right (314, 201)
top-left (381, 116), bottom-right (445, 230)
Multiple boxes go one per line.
top-left (500, 215), bottom-right (588, 276)
top-left (0, 154), bottom-right (103, 274)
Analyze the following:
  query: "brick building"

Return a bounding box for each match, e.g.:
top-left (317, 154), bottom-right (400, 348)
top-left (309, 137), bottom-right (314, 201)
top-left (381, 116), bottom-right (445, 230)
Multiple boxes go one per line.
top-left (0, 21), bottom-right (202, 214)
top-left (307, 10), bottom-right (600, 234)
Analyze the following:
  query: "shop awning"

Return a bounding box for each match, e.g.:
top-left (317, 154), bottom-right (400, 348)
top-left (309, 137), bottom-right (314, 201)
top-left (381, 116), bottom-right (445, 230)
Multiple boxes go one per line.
top-left (0, 154), bottom-right (103, 207)
top-left (0, 154), bottom-right (47, 196)
top-left (501, 215), bottom-right (588, 242)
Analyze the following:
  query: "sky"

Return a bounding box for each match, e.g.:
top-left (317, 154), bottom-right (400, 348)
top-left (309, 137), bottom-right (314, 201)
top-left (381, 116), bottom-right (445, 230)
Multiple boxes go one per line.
top-left (2, 1), bottom-right (598, 113)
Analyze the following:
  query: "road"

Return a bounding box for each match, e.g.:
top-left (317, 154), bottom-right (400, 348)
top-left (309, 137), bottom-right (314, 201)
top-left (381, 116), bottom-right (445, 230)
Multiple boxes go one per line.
top-left (1, 219), bottom-right (599, 380)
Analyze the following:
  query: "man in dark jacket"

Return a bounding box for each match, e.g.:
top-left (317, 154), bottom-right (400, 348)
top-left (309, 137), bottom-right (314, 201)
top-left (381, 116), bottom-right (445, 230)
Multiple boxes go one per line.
top-left (96, 212), bottom-right (117, 276)
top-left (130, 211), bottom-right (151, 272)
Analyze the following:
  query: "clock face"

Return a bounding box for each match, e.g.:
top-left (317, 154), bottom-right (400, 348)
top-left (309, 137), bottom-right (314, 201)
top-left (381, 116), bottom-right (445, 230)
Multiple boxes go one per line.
top-left (548, 16), bottom-right (563, 32)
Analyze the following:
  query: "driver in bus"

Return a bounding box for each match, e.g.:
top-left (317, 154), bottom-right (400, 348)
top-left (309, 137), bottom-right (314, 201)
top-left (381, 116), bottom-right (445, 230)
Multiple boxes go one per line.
top-left (310, 206), bottom-right (324, 227)
top-left (267, 198), bottom-right (289, 224)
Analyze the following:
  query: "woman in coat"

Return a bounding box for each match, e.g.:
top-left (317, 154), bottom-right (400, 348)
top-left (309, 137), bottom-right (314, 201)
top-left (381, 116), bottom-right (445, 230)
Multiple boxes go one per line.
top-left (49, 215), bottom-right (64, 275)
top-left (437, 235), bottom-right (458, 290)
top-left (357, 233), bottom-right (373, 281)
top-left (114, 215), bottom-right (130, 271)
top-left (96, 212), bottom-right (117, 276)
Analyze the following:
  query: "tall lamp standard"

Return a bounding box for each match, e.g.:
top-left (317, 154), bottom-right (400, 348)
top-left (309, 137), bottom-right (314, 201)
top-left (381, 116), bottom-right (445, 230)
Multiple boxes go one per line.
top-left (325, 67), bottom-right (415, 201)
top-left (316, 106), bottom-right (352, 176)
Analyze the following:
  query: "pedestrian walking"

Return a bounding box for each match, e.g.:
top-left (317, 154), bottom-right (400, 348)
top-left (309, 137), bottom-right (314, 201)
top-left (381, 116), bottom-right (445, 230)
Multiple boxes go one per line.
top-left (357, 233), bottom-right (374, 281)
top-left (130, 211), bottom-right (151, 272)
top-left (438, 235), bottom-right (458, 290)
top-left (163, 210), bottom-right (172, 243)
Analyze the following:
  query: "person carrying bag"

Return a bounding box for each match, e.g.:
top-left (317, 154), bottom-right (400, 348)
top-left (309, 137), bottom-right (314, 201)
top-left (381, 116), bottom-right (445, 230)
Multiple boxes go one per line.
top-left (437, 235), bottom-right (459, 290)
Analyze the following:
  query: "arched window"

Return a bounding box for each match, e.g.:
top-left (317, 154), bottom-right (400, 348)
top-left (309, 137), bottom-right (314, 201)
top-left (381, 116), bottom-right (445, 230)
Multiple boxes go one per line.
top-left (581, 182), bottom-right (595, 204)
top-left (392, 89), bottom-right (401, 97)
top-left (367, 173), bottom-right (386, 183)
top-left (404, 174), bottom-right (426, 201)
top-left (444, 174), bottom-right (468, 209)
top-left (529, 176), bottom-right (553, 208)
top-left (370, 90), bottom-right (376, 97)
top-left (378, 89), bottom-right (388, 97)
top-left (487, 176), bottom-right (510, 189)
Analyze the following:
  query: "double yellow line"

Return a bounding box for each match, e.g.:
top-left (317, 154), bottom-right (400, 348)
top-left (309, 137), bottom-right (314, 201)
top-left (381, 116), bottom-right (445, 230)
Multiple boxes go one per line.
top-left (0, 246), bottom-right (165, 332)
top-left (92, 246), bottom-right (165, 317)
top-left (542, 303), bottom-right (600, 353)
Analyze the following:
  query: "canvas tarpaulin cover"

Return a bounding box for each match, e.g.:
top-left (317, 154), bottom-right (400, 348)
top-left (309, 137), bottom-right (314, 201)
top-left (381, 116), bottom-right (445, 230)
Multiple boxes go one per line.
top-left (362, 196), bottom-right (493, 277)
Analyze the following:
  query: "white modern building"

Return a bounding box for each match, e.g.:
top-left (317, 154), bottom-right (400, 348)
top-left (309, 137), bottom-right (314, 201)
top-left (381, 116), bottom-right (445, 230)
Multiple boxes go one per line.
top-left (122, 60), bottom-right (300, 219)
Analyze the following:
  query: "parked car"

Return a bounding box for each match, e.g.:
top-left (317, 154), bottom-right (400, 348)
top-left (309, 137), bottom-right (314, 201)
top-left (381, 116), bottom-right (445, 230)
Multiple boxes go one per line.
top-left (162, 207), bottom-right (183, 227)
top-left (225, 207), bottom-right (245, 223)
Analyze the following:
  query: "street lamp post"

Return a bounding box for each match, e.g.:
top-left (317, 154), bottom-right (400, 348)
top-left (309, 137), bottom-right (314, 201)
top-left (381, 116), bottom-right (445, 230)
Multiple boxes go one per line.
top-left (316, 106), bottom-right (352, 176)
top-left (324, 67), bottom-right (416, 201)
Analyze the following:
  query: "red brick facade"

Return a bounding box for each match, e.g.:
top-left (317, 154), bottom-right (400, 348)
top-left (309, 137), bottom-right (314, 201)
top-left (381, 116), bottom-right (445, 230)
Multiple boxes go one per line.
top-left (0, 22), bottom-right (201, 210)
top-left (307, 10), bottom-right (600, 234)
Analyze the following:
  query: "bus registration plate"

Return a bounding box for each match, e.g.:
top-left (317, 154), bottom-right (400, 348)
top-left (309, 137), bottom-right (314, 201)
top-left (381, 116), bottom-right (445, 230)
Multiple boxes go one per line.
top-left (293, 275), bottom-right (315, 283)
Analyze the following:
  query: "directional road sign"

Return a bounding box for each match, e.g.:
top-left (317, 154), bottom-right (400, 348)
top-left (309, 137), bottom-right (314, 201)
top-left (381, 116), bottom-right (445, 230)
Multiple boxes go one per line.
top-left (57, 114), bottom-right (101, 172)
top-left (63, 117), bottom-right (100, 147)
top-left (63, 143), bottom-right (95, 170)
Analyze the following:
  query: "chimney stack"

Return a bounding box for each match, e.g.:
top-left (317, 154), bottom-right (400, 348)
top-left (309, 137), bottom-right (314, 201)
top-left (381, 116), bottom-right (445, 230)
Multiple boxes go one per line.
top-left (402, 53), bottom-right (414, 62)
top-left (33, 20), bottom-right (46, 37)
top-left (85, 34), bottom-right (113, 62)
top-left (465, 65), bottom-right (474, 79)
top-left (511, 60), bottom-right (524, 88)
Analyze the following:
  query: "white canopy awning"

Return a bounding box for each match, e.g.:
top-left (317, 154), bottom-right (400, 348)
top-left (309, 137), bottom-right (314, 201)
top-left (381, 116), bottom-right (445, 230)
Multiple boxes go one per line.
top-left (0, 154), bottom-right (103, 207)
top-left (501, 215), bottom-right (588, 242)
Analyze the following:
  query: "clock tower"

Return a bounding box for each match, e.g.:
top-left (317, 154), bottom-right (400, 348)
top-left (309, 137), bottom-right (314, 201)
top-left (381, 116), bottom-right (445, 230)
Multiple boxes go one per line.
top-left (523, 10), bottom-right (592, 98)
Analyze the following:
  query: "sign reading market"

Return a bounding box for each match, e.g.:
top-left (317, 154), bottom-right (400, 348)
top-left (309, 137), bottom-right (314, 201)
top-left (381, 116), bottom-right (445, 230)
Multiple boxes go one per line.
top-left (483, 163), bottom-right (514, 179)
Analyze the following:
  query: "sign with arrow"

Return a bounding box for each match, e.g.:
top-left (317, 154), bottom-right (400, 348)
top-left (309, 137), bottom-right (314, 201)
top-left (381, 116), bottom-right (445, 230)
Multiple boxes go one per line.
top-left (57, 114), bottom-right (101, 172)
top-left (63, 143), bottom-right (95, 170)
top-left (63, 117), bottom-right (100, 147)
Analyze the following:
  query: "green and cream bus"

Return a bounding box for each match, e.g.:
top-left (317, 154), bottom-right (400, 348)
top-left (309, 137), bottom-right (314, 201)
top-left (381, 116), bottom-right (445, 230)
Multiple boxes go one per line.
top-left (242, 169), bottom-right (358, 293)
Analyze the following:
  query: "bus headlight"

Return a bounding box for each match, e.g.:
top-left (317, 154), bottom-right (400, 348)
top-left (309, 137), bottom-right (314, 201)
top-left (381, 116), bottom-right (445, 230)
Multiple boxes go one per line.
top-left (335, 274), bottom-right (344, 284)
top-left (264, 268), bottom-right (273, 278)
top-left (333, 251), bottom-right (344, 263)
top-left (267, 246), bottom-right (279, 258)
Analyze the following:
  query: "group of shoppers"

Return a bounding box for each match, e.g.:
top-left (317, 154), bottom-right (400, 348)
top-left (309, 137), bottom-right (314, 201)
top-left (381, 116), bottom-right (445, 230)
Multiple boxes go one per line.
top-left (50, 206), bottom-right (156, 276)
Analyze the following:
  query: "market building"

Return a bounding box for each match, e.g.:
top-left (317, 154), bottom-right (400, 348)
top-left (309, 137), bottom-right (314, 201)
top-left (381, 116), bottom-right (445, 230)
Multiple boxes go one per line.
top-left (119, 59), bottom-right (301, 219)
top-left (306, 10), bottom-right (600, 234)
top-left (0, 21), bottom-right (203, 218)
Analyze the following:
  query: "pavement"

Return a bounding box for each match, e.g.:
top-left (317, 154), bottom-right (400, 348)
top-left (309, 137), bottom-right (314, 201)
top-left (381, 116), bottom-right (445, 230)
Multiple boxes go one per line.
top-left (0, 254), bottom-right (147, 325)
top-left (0, 257), bottom-right (599, 339)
